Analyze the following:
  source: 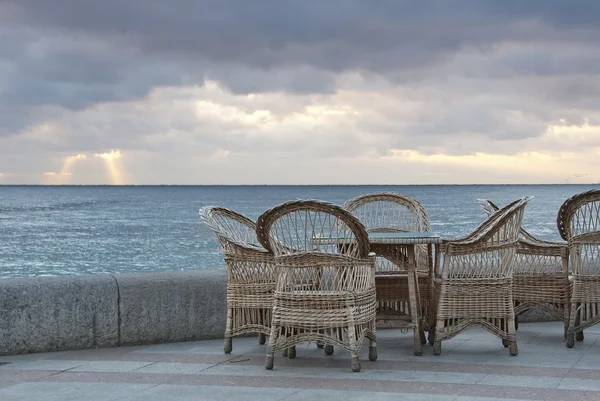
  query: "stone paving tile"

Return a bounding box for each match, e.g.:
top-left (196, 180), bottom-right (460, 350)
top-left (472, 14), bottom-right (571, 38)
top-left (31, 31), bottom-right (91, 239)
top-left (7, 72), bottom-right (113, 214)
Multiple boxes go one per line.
top-left (572, 351), bottom-right (600, 370)
top-left (133, 362), bottom-right (215, 374)
top-left (455, 397), bottom-right (529, 401)
top-left (476, 374), bottom-right (563, 389)
top-left (566, 368), bottom-right (600, 380)
top-left (68, 360), bottom-right (155, 373)
top-left (133, 337), bottom-right (265, 355)
top-left (0, 382), bottom-right (16, 390)
top-left (557, 377), bottom-right (600, 391)
top-left (0, 381), bottom-right (157, 401)
top-left (201, 363), bottom-right (488, 385)
top-left (283, 389), bottom-right (458, 401)
top-left (119, 383), bottom-right (299, 401)
top-left (0, 351), bottom-right (68, 363)
top-left (0, 360), bottom-right (83, 371)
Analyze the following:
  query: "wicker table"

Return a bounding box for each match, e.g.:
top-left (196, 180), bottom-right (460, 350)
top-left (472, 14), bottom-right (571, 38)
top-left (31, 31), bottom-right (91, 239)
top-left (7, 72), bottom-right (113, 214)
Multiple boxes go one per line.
top-left (367, 232), bottom-right (441, 356)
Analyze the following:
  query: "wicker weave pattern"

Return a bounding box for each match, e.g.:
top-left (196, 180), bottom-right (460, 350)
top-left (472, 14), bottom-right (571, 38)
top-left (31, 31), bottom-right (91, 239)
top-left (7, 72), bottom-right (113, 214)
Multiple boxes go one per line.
top-left (200, 206), bottom-right (275, 353)
top-left (557, 190), bottom-right (600, 347)
top-left (256, 200), bottom-right (377, 372)
top-left (343, 192), bottom-right (429, 271)
top-left (431, 196), bottom-right (532, 356)
top-left (343, 193), bottom-right (430, 290)
top-left (558, 189), bottom-right (600, 241)
top-left (477, 199), bottom-right (570, 326)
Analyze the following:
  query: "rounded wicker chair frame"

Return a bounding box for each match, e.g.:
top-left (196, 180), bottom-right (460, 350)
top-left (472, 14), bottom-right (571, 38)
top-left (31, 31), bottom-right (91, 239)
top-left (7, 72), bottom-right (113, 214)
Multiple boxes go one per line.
top-left (556, 189), bottom-right (600, 348)
top-left (343, 192), bottom-right (432, 345)
top-left (477, 199), bottom-right (569, 334)
top-left (199, 206), bottom-right (275, 354)
top-left (430, 196), bottom-right (533, 356)
top-left (256, 200), bottom-right (377, 372)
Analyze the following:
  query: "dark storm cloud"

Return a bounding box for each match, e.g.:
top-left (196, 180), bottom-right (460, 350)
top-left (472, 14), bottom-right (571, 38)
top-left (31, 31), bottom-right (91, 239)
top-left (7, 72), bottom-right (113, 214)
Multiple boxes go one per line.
top-left (1, 0), bottom-right (600, 155)
top-left (5, 0), bottom-right (600, 72)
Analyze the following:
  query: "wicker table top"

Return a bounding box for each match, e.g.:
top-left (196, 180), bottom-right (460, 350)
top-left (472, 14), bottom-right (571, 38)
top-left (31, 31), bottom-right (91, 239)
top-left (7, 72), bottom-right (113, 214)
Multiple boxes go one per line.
top-left (311, 231), bottom-right (441, 246)
top-left (367, 232), bottom-right (442, 245)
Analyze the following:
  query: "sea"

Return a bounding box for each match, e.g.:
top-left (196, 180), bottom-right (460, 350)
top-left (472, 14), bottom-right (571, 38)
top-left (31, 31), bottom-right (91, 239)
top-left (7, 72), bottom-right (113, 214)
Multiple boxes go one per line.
top-left (0, 185), bottom-right (597, 278)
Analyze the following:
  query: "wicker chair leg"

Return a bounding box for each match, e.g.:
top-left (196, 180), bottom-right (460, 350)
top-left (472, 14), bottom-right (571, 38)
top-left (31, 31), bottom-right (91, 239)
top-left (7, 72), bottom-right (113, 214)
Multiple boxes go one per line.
top-left (316, 341), bottom-right (324, 349)
top-left (433, 341), bottom-right (442, 356)
top-left (502, 339), bottom-right (510, 348)
top-left (258, 333), bottom-right (266, 345)
top-left (427, 330), bottom-right (435, 345)
top-left (576, 331), bottom-right (584, 341)
top-left (566, 333), bottom-right (575, 348)
top-left (223, 337), bottom-right (233, 354)
top-left (324, 344), bottom-right (334, 355)
top-left (509, 342), bottom-right (518, 356)
top-left (282, 348), bottom-right (288, 357)
top-left (563, 325), bottom-right (568, 340)
top-left (514, 315), bottom-right (519, 331)
top-left (351, 355), bottom-right (361, 372)
top-left (413, 330), bottom-right (423, 356)
top-left (368, 339), bottom-right (378, 361)
top-left (419, 325), bottom-right (427, 345)
top-left (287, 346), bottom-right (296, 359)
top-left (265, 353), bottom-right (274, 370)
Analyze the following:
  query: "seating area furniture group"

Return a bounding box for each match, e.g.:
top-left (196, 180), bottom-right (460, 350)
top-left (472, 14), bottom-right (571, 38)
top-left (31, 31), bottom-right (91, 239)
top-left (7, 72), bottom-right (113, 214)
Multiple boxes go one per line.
top-left (200, 189), bottom-right (600, 372)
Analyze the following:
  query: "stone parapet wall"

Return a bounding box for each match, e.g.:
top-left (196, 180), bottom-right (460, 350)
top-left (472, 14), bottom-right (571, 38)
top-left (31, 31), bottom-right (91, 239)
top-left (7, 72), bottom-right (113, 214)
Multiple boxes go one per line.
top-left (0, 271), bottom-right (227, 356)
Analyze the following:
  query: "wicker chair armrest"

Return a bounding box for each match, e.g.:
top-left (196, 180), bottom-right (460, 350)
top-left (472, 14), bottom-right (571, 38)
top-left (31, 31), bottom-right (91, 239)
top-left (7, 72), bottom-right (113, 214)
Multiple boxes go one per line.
top-left (440, 241), bottom-right (514, 256)
top-left (569, 231), bottom-right (600, 245)
top-left (518, 238), bottom-right (568, 257)
top-left (222, 243), bottom-right (272, 257)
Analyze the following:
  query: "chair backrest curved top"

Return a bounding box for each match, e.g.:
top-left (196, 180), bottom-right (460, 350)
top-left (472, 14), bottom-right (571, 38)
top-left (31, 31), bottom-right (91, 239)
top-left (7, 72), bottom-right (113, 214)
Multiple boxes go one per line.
top-left (451, 196), bottom-right (533, 248)
top-left (557, 189), bottom-right (600, 241)
top-left (199, 206), bottom-right (265, 251)
top-left (476, 198), bottom-right (539, 244)
top-left (256, 199), bottom-right (371, 259)
top-left (343, 192), bottom-right (429, 232)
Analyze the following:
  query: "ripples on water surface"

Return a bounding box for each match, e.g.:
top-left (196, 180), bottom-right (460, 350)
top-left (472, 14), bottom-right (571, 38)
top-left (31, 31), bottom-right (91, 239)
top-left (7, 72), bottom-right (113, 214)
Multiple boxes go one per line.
top-left (0, 185), bottom-right (597, 278)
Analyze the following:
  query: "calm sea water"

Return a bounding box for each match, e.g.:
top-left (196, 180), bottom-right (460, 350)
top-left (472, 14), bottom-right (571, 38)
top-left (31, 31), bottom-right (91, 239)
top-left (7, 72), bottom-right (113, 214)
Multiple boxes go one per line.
top-left (0, 185), bottom-right (597, 278)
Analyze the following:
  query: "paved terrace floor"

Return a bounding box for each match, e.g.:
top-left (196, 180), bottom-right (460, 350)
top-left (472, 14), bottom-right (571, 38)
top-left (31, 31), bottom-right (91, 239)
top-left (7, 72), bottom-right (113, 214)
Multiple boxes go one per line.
top-left (1, 322), bottom-right (600, 401)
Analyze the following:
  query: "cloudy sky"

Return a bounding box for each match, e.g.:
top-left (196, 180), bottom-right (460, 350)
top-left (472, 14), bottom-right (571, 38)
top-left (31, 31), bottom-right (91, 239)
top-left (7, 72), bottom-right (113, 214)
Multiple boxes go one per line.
top-left (1, 0), bottom-right (599, 185)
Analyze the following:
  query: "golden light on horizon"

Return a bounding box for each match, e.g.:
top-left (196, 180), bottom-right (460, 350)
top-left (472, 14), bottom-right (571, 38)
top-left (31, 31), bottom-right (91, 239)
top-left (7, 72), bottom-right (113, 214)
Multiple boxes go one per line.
top-left (94, 150), bottom-right (125, 185)
top-left (383, 148), bottom-right (599, 183)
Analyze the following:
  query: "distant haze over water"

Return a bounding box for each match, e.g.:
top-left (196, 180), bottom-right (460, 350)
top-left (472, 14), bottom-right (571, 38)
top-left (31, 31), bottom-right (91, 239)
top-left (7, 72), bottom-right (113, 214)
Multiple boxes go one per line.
top-left (0, 185), bottom-right (597, 278)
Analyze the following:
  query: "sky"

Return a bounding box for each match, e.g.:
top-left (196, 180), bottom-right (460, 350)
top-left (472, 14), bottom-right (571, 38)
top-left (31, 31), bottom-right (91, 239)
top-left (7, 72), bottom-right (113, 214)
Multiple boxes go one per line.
top-left (1, 0), bottom-right (600, 185)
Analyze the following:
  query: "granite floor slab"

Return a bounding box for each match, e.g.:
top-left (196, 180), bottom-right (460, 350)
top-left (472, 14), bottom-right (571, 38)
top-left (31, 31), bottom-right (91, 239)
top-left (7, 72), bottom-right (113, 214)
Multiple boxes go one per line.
top-left (1, 322), bottom-right (599, 401)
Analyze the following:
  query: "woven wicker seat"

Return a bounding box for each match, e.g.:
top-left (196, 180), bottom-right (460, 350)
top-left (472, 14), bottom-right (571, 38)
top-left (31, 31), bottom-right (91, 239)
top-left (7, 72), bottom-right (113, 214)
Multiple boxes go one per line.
top-left (557, 189), bottom-right (600, 348)
top-left (343, 193), bottom-right (432, 341)
top-left (431, 196), bottom-right (532, 356)
top-left (199, 206), bottom-right (275, 354)
top-left (477, 199), bottom-right (569, 336)
top-left (256, 200), bottom-right (377, 372)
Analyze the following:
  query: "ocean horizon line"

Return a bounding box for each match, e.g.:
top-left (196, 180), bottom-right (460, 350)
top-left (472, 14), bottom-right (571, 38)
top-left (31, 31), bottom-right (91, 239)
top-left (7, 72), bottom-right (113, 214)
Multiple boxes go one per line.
top-left (0, 183), bottom-right (598, 188)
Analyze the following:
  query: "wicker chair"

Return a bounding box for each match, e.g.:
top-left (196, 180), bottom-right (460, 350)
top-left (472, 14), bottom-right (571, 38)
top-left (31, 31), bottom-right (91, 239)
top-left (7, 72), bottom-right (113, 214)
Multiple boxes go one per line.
top-left (199, 206), bottom-right (275, 354)
top-left (256, 200), bottom-right (377, 372)
top-left (431, 196), bottom-right (532, 356)
top-left (477, 199), bottom-right (569, 336)
top-left (557, 189), bottom-right (600, 348)
top-left (343, 193), bottom-right (432, 338)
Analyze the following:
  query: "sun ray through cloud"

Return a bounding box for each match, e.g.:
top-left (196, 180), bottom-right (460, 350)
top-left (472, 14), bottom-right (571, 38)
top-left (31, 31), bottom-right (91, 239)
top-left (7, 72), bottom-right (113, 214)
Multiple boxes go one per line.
top-left (40, 154), bottom-right (87, 185)
top-left (94, 150), bottom-right (125, 185)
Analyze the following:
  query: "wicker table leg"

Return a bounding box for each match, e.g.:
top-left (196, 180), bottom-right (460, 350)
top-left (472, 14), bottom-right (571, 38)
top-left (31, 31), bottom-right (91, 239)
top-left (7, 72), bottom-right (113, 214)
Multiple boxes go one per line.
top-left (406, 245), bottom-right (423, 356)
